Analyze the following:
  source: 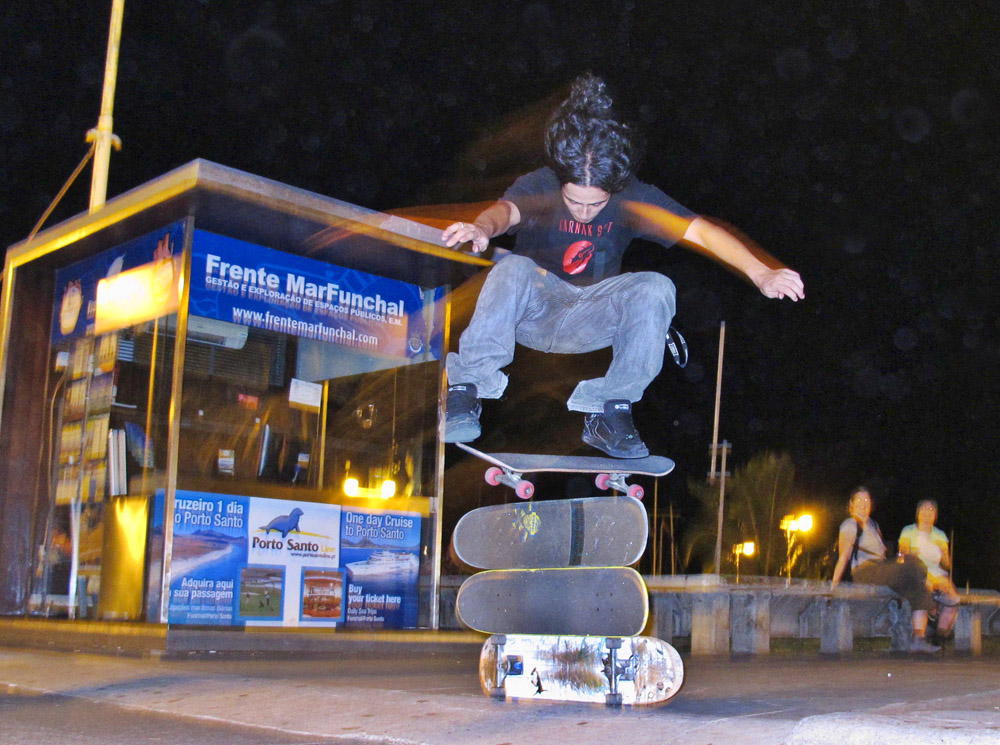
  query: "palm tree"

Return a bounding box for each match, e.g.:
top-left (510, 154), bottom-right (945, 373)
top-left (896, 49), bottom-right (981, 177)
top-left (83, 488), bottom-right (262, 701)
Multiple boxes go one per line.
top-left (685, 451), bottom-right (796, 576)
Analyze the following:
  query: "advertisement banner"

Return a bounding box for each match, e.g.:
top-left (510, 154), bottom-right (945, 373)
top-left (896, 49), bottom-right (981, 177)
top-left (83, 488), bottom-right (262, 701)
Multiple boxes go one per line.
top-left (242, 497), bottom-right (342, 626)
top-left (189, 230), bottom-right (432, 359)
top-left (160, 491), bottom-right (420, 628)
top-left (166, 491), bottom-right (250, 625)
top-left (340, 506), bottom-right (422, 629)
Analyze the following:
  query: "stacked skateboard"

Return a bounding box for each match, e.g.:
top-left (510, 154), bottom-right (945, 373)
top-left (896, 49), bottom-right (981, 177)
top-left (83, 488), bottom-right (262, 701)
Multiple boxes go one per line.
top-left (453, 445), bottom-right (684, 706)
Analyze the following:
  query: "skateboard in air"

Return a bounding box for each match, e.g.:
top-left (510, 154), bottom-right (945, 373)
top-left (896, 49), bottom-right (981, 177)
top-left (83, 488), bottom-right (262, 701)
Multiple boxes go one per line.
top-left (480, 633), bottom-right (684, 707)
top-left (452, 495), bottom-right (648, 570)
top-left (455, 566), bottom-right (648, 637)
top-left (456, 442), bottom-right (675, 500)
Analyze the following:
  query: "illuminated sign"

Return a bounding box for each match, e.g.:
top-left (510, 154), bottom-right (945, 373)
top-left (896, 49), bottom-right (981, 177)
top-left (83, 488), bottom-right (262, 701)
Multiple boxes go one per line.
top-left (94, 256), bottom-right (182, 335)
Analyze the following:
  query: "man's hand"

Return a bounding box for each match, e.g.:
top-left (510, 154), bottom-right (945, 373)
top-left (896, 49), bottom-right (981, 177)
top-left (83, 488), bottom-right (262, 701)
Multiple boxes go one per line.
top-left (682, 217), bottom-right (805, 301)
top-left (442, 221), bottom-right (490, 253)
top-left (441, 200), bottom-right (518, 253)
top-left (752, 267), bottom-right (805, 301)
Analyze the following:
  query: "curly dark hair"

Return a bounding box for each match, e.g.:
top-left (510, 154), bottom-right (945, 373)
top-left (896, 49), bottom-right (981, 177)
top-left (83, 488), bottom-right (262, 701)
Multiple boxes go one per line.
top-left (544, 73), bottom-right (641, 194)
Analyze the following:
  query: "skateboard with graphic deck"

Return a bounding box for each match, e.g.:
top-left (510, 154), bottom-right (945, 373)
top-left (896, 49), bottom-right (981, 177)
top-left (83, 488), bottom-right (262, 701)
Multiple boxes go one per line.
top-left (480, 633), bottom-right (684, 707)
top-left (456, 566), bottom-right (648, 637)
top-left (452, 496), bottom-right (648, 569)
top-left (457, 442), bottom-right (674, 500)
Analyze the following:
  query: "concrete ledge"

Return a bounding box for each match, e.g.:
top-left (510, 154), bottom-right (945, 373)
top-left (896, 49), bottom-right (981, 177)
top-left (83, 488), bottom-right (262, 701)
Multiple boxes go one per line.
top-left (955, 607), bottom-right (982, 654)
top-left (820, 597), bottom-right (853, 654)
top-left (0, 617), bottom-right (483, 658)
top-left (691, 592), bottom-right (730, 654)
top-left (731, 591), bottom-right (770, 654)
top-left (643, 576), bottom-right (909, 656)
top-left (645, 575), bottom-right (897, 597)
top-left (0, 617), bottom-right (166, 656)
top-left (641, 576), bottom-right (1000, 656)
top-left (163, 627), bottom-right (484, 657)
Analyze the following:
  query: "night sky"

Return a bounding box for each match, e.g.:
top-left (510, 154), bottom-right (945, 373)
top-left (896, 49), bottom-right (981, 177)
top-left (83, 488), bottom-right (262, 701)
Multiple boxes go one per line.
top-left (2, 2), bottom-right (998, 586)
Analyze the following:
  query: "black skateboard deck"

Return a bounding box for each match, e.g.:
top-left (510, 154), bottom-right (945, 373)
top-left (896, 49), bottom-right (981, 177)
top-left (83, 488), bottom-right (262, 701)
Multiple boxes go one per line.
top-left (457, 442), bottom-right (674, 499)
top-left (480, 633), bottom-right (684, 706)
top-left (456, 566), bottom-right (648, 637)
top-left (452, 496), bottom-right (648, 570)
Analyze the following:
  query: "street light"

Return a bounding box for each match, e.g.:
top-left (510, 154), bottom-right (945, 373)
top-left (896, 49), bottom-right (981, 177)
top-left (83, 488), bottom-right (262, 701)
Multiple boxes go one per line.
top-left (344, 476), bottom-right (397, 499)
top-left (732, 541), bottom-right (756, 583)
top-left (780, 513), bottom-right (813, 583)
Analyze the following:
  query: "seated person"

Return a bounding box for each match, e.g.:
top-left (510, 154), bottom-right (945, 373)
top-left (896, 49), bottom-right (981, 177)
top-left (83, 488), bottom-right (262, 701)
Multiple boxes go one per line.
top-left (831, 487), bottom-right (939, 653)
top-left (899, 499), bottom-right (960, 644)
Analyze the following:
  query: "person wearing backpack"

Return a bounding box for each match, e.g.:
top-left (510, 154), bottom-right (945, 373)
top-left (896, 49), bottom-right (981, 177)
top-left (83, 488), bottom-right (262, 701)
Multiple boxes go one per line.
top-left (831, 487), bottom-right (940, 653)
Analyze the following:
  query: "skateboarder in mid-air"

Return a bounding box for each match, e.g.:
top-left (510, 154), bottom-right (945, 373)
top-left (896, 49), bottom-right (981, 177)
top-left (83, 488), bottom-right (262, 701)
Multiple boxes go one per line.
top-left (442, 73), bottom-right (804, 458)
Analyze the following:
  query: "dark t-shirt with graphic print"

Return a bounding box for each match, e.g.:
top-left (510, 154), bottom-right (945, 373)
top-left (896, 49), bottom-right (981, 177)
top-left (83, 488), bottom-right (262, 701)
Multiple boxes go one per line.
top-left (501, 167), bottom-right (697, 287)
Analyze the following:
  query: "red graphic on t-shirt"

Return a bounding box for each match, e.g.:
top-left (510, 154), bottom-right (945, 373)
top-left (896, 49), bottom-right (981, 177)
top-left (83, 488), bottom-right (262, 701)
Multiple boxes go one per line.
top-left (563, 241), bottom-right (594, 275)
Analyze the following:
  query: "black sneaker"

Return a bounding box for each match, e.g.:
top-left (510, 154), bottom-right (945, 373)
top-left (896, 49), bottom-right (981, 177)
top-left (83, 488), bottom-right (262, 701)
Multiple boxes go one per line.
top-left (445, 383), bottom-right (482, 443)
top-left (932, 628), bottom-right (953, 647)
top-left (582, 400), bottom-right (649, 458)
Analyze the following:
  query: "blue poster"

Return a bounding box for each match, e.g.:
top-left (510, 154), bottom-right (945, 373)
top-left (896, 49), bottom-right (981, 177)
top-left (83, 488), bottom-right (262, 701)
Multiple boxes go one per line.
top-left (190, 229), bottom-right (438, 359)
top-left (340, 507), bottom-right (422, 629)
top-left (166, 492), bottom-right (250, 625)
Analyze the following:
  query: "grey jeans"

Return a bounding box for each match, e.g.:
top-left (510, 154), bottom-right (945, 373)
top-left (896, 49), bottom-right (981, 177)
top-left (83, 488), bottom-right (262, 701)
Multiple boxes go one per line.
top-left (446, 254), bottom-right (676, 413)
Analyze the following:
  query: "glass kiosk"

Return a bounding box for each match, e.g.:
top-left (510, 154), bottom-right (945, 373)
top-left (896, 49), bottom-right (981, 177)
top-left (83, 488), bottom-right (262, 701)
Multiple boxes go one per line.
top-left (0, 160), bottom-right (490, 633)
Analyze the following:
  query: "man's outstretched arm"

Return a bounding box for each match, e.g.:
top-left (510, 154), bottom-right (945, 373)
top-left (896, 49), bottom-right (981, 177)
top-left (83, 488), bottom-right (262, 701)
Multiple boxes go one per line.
top-left (441, 200), bottom-right (522, 254)
top-left (683, 216), bottom-right (805, 301)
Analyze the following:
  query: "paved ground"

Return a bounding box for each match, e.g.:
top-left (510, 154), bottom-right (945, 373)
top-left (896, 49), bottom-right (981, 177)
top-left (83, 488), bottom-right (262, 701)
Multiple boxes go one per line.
top-left (2, 643), bottom-right (1000, 744)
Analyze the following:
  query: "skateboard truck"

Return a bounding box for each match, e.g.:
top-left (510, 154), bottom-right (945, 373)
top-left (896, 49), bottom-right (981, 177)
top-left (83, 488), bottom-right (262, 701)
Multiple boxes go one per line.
top-left (488, 634), bottom-right (509, 700)
top-left (603, 636), bottom-right (624, 707)
top-left (484, 465), bottom-right (535, 500)
top-left (595, 472), bottom-right (645, 500)
top-left (601, 637), bottom-right (642, 707)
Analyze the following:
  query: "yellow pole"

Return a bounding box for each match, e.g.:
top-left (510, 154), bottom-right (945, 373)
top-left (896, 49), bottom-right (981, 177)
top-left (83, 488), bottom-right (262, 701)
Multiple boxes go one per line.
top-left (88, 0), bottom-right (125, 212)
